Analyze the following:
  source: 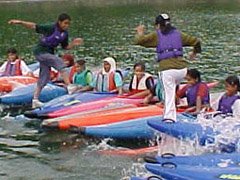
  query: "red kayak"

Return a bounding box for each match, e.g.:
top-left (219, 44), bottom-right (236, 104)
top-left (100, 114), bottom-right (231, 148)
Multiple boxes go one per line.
top-left (44, 96), bottom-right (144, 118)
top-left (42, 104), bottom-right (166, 130)
top-left (0, 76), bottom-right (37, 93)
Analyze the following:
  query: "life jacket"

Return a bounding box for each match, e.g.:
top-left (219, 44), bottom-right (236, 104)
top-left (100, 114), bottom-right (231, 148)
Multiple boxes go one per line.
top-left (185, 82), bottom-right (210, 107)
top-left (3, 59), bottom-right (22, 76)
top-left (40, 24), bottom-right (68, 48)
top-left (218, 94), bottom-right (240, 114)
top-left (129, 73), bottom-right (153, 93)
top-left (156, 29), bottom-right (183, 61)
top-left (69, 65), bottom-right (77, 83)
top-left (73, 69), bottom-right (91, 86)
top-left (95, 70), bottom-right (122, 92)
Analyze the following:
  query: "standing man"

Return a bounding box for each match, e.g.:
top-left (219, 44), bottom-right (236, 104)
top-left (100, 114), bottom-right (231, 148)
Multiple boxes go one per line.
top-left (134, 13), bottom-right (201, 122)
top-left (8, 13), bottom-right (83, 108)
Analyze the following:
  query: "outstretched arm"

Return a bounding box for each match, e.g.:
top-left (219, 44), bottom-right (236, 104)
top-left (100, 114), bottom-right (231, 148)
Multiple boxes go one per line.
top-left (8, 19), bottom-right (36, 29)
top-left (65, 38), bottom-right (84, 50)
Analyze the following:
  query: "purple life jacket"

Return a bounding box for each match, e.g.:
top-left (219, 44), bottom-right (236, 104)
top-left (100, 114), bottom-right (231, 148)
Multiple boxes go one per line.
top-left (186, 82), bottom-right (210, 107)
top-left (156, 29), bottom-right (183, 62)
top-left (40, 24), bottom-right (68, 48)
top-left (218, 94), bottom-right (240, 114)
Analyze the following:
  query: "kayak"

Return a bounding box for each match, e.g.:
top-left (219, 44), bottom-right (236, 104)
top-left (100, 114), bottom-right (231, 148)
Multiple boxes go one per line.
top-left (131, 176), bottom-right (162, 180)
top-left (145, 163), bottom-right (240, 180)
top-left (147, 114), bottom-right (240, 153)
top-left (36, 96), bottom-right (144, 119)
top-left (0, 83), bottom-right (67, 105)
top-left (24, 92), bottom-right (116, 118)
top-left (144, 152), bottom-right (240, 167)
top-left (99, 146), bottom-right (158, 156)
top-left (80, 113), bottom-right (193, 139)
top-left (41, 104), bottom-right (165, 131)
top-left (0, 76), bottom-right (37, 93)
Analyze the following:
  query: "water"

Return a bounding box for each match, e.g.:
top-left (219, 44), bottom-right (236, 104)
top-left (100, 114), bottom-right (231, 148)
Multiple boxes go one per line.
top-left (0, 0), bottom-right (240, 179)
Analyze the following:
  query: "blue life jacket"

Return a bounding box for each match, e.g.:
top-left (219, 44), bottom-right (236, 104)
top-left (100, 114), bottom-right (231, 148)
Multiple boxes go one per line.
top-left (186, 82), bottom-right (210, 107)
top-left (40, 24), bottom-right (68, 48)
top-left (156, 29), bottom-right (183, 61)
top-left (218, 94), bottom-right (240, 114)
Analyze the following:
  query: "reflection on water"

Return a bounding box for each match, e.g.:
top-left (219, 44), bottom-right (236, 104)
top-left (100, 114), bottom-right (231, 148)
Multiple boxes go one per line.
top-left (0, 0), bottom-right (240, 179)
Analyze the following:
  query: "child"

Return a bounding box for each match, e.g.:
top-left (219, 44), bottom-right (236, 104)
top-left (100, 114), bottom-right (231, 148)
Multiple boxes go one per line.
top-left (128, 62), bottom-right (154, 100)
top-left (91, 57), bottom-right (123, 95)
top-left (217, 75), bottom-right (240, 117)
top-left (8, 13), bottom-right (83, 108)
top-left (70, 59), bottom-right (93, 93)
top-left (0, 48), bottom-right (32, 76)
top-left (176, 69), bottom-right (210, 114)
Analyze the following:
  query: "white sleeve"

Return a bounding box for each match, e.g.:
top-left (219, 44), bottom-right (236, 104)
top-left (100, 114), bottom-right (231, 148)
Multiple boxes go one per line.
top-left (33, 68), bottom-right (40, 77)
top-left (21, 61), bottom-right (32, 75)
top-left (0, 62), bottom-right (7, 74)
top-left (232, 99), bottom-right (240, 117)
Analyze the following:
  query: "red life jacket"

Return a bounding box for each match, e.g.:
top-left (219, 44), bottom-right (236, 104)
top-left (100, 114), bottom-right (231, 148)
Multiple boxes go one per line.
top-left (129, 73), bottom-right (152, 94)
top-left (96, 71), bottom-right (121, 92)
top-left (3, 59), bottom-right (22, 76)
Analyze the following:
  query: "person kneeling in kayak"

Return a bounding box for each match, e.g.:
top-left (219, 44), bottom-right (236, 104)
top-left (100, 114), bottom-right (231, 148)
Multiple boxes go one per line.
top-left (0, 48), bottom-right (33, 77)
top-left (68, 59), bottom-right (93, 93)
top-left (127, 62), bottom-right (155, 102)
top-left (217, 75), bottom-right (240, 117)
top-left (8, 13), bottom-right (83, 108)
top-left (90, 57), bottom-right (123, 95)
top-left (176, 68), bottom-right (210, 115)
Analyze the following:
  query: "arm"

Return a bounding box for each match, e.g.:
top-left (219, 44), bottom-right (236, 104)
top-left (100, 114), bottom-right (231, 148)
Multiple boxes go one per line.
top-left (181, 32), bottom-right (201, 60)
top-left (112, 72), bottom-right (123, 95)
top-left (77, 71), bottom-right (94, 92)
top-left (65, 38), bottom-right (84, 50)
top-left (0, 62), bottom-right (7, 75)
top-left (8, 19), bottom-right (36, 29)
top-left (232, 99), bottom-right (240, 117)
top-left (134, 25), bottom-right (158, 48)
top-left (129, 89), bottom-right (151, 99)
top-left (20, 61), bottom-right (33, 76)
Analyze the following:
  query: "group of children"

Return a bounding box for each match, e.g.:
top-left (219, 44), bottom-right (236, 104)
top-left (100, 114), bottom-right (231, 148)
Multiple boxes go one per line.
top-left (1, 47), bottom-right (239, 117)
top-left (3, 13), bottom-right (239, 117)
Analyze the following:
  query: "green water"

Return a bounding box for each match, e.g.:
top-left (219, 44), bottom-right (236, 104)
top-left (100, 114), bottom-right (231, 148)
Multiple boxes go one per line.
top-left (0, 0), bottom-right (240, 179)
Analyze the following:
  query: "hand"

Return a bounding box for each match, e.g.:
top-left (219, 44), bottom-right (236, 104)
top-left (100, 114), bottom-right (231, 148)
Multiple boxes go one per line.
top-left (135, 25), bottom-right (145, 35)
top-left (8, 19), bottom-right (22, 25)
top-left (188, 51), bottom-right (197, 60)
top-left (72, 38), bottom-right (83, 46)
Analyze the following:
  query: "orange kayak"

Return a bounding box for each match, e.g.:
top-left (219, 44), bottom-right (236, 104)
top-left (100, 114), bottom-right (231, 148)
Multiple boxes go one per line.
top-left (42, 104), bottom-right (165, 130)
top-left (0, 76), bottom-right (37, 93)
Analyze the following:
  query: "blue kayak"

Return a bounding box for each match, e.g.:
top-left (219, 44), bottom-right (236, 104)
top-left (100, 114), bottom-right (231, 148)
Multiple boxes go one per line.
top-left (0, 83), bottom-right (67, 105)
top-left (145, 163), bottom-right (240, 180)
top-left (81, 115), bottom-right (158, 139)
top-left (147, 116), bottom-right (238, 153)
top-left (131, 176), bottom-right (162, 180)
top-left (25, 92), bottom-right (116, 118)
top-left (81, 113), bottom-right (194, 139)
top-left (145, 152), bottom-right (240, 167)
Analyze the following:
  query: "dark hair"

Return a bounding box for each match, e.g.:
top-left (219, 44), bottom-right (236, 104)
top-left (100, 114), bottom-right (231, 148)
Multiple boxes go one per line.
top-left (76, 59), bottom-right (86, 66)
top-left (155, 14), bottom-right (175, 34)
top-left (225, 75), bottom-right (240, 91)
top-left (187, 69), bottom-right (201, 82)
top-left (7, 47), bottom-right (17, 54)
top-left (58, 13), bottom-right (71, 22)
top-left (134, 62), bottom-right (145, 71)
